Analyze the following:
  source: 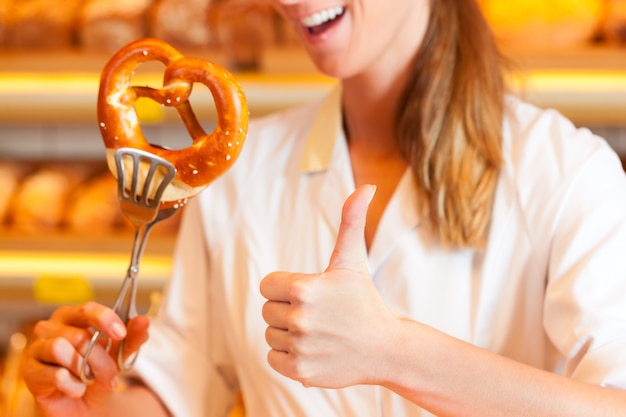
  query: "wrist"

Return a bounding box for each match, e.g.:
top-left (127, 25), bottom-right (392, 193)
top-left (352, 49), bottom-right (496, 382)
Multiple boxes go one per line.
top-left (366, 315), bottom-right (422, 388)
top-left (375, 317), bottom-right (442, 404)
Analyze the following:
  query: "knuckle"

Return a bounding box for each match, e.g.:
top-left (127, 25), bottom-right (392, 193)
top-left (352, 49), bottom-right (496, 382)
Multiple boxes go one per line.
top-left (50, 337), bottom-right (71, 359)
top-left (288, 277), bottom-right (314, 304)
top-left (53, 367), bottom-right (70, 387)
top-left (50, 304), bottom-right (71, 320)
top-left (79, 301), bottom-right (99, 315)
top-left (290, 358), bottom-right (312, 385)
top-left (31, 320), bottom-right (50, 338)
top-left (71, 327), bottom-right (93, 346)
top-left (78, 301), bottom-right (113, 326)
top-left (287, 309), bottom-right (310, 333)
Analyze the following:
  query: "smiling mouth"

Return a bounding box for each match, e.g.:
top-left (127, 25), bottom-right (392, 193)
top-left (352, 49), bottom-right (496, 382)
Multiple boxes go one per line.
top-left (301, 6), bottom-right (345, 35)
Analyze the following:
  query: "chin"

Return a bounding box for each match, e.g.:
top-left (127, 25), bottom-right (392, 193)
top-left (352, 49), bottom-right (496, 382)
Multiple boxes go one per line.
top-left (306, 51), bottom-right (354, 79)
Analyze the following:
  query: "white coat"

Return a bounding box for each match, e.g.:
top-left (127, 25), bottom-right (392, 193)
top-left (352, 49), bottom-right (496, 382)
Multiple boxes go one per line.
top-left (134, 87), bottom-right (626, 416)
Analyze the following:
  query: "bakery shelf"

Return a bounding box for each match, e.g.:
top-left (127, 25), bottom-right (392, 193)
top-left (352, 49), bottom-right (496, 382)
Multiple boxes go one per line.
top-left (510, 69), bottom-right (626, 126)
top-left (0, 70), bottom-right (335, 124)
top-left (0, 45), bottom-right (624, 126)
top-left (501, 44), bottom-right (626, 71)
top-left (0, 47), bottom-right (334, 124)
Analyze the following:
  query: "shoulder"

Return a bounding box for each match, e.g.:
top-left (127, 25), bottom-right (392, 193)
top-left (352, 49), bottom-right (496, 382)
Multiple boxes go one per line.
top-left (500, 95), bottom-right (624, 192)
top-left (496, 95), bottom-right (626, 242)
top-left (502, 96), bottom-right (616, 171)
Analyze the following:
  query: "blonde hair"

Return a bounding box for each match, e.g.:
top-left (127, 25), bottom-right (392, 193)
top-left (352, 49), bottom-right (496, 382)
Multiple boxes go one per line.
top-left (396, 0), bottom-right (506, 249)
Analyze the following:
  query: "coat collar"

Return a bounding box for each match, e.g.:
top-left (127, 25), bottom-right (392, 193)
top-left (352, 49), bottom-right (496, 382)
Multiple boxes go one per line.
top-left (299, 85), bottom-right (343, 174)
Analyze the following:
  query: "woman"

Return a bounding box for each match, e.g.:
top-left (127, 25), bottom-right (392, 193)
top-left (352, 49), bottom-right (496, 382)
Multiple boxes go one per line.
top-left (24, 0), bottom-right (626, 416)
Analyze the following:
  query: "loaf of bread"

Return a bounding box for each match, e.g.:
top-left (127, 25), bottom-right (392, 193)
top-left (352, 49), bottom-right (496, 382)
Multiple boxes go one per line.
top-left (208, 0), bottom-right (278, 70)
top-left (10, 166), bottom-right (87, 233)
top-left (149, 0), bottom-right (212, 49)
top-left (78, 0), bottom-right (154, 52)
top-left (65, 171), bottom-right (125, 234)
top-left (5, 0), bottom-right (83, 48)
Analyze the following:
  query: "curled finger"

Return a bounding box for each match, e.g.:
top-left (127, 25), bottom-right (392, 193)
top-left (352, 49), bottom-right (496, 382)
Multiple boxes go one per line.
top-left (120, 315), bottom-right (150, 358)
top-left (265, 325), bottom-right (290, 353)
top-left (33, 320), bottom-right (94, 352)
top-left (24, 342), bottom-right (87, 399)
top-left (262, 300), bottom-right (292, 330)
top-left (51, 302), bottom-right (127, 341)
top-left (29, 335), bottom-right (119, 390)
top-left (111, 315), bottom-right (150, 371)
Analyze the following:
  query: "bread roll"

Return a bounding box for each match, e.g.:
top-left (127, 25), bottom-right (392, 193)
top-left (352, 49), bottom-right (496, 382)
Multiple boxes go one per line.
top-left (6, 0), bottom-right (83, 48)
top-left (208, 0), bottom-right (278, 70)
top-left (65, 171), bottom-right (124, 234)
top-left (10, 166), bottom-right (87, 233)
top-left (149, 0), bottom-right (212, 49)
top-left (78, 0), bottom-right (153, 52)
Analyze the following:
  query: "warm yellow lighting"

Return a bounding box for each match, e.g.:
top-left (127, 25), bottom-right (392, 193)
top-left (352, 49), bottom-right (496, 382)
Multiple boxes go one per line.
top-left (0, 73), bottom-right (160, 93)
top-left (0, 251), bottom-right (172, 280)
top-left (511, 70), bottom-right (626, 92)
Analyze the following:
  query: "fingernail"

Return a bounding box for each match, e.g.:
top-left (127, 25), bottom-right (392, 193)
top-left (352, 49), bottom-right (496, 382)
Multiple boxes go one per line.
top-left (367, 184), bottom-right (377, 203)
top-left (111, 322), bottom-right (127, 339)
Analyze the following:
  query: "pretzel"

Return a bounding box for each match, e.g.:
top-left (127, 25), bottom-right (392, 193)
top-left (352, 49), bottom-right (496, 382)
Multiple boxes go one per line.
top-left (98, 38), bottom-right (248, 207)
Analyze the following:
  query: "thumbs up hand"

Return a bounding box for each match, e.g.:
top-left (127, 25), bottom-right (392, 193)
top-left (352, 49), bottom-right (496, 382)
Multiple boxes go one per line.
top-left (260, 185), bottom-right (402, 388)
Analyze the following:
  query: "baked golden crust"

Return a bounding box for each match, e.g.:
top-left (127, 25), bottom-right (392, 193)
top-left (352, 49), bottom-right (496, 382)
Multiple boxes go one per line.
top-left (98, 37), bottom-right (248, 206)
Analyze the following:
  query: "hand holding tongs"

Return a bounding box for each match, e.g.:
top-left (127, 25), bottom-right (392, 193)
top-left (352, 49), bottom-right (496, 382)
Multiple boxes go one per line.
top-left (80, 148), bottom-right (178, 384)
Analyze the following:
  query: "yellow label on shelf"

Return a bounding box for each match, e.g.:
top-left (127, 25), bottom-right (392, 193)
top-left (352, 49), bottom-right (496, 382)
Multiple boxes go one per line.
top-left (135, 97), bottom-right (164, 123)
top-left (33, 276), bottom-right (94, 305)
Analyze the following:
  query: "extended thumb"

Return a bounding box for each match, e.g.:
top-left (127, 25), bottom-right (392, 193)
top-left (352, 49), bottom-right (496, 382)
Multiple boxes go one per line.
top-left (326, 184), bottom-right (376, 273)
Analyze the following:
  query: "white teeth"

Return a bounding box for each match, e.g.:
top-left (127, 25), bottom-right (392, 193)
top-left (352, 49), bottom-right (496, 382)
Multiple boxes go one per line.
top-left (301, 6), bottom-right (344, 28)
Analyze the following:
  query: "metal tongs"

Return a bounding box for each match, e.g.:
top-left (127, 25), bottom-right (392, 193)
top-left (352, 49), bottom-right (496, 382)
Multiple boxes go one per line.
top-left (80, 148), bottom-right (178, 384)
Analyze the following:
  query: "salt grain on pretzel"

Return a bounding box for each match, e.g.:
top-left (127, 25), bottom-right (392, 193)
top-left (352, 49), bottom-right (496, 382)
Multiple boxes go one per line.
top-left (98, 38), bottom-right (249, 208)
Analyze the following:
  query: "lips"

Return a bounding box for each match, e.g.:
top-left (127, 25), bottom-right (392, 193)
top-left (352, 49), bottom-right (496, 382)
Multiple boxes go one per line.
top-left (301, 6), bottom-right (345, 35)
